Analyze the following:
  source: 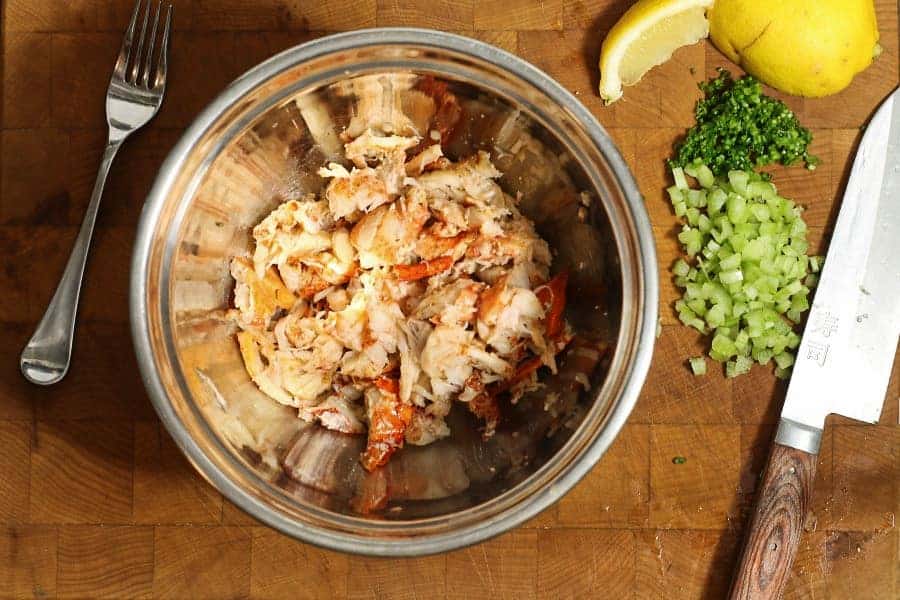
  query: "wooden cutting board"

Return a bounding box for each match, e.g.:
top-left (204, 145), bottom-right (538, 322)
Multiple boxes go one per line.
top-left (1, 1), bottom-right (897, 598)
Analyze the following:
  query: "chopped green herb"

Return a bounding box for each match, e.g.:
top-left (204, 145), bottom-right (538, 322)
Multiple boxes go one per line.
top-left (670, 69), bottom-right (818, 177)
top-left (672, 456), bottom-right (687, 465)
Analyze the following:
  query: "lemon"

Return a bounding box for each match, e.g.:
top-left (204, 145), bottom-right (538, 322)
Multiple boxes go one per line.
top-left (598, 0), bottom-right (714, 104)
top-left (709, 0), bottom-right (880, 97)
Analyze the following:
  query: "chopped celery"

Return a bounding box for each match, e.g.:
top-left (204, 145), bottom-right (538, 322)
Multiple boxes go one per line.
top-left (720, 269), bottom-right (744, 285)
top-left (774, 352), bottom-right (795, 370)
top-left (711, 333), bottom-right (737, 358)
top-left (719, 253), bottom-right (742, 271)
top-left (678, 228), bottom-right (703, 256)
top-left (726, 356), bottom-right (753, 378)
top-left (734, 330), bottom-right (750, 352)
top-left (686, 207), bottom-right (700, 226)
top-left (689, 357), bottom-right (708, 376)
top-left (687, 298), bottom-right (707, 316)
top-left (703, 239), bottom-right (721, 258)
top-left (809, 256), bottom-right (821, 273)
top-left (667, 185), bottom-right (684, 204)
top-left (752, 347), bottom-right (773, 364)
top-left (668, 163), bottom-right (820, 379)
top-left (750, 203), bottom-right (771, 222)
top-left (708, 188), bottom-right (727, 215)
top-left (672, 167), bottom-right (688, 190)
top-left (697, 214), bottom-right (712, 233)
top-left (727, 194), bottom-right (749, 224)
top-left (791, 293), bottom-right (809, 312)
top-left (686, 189), bottom-right (707, 208)
top-left (728, 170), bottom-right (750, 196)
top-left (706, 304), bottom-right (726, 327)
top-left (748, 180), bottom-right (776, 201)
top-left (696, 164), bottom-right (715, 189)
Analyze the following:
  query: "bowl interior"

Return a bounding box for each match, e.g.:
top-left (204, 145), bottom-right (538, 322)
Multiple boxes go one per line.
top-left (135, 31), bottom-right (654, 554)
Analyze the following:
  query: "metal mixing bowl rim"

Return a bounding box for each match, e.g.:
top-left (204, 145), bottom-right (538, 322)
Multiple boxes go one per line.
top-left (130, 27), bottom-right (658, 556)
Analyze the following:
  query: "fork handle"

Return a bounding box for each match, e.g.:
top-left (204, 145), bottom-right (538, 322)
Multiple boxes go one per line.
top-left (20, 138), bottom-right (123, 385)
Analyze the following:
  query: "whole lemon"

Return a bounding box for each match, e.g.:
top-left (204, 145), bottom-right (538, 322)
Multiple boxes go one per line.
top-left (708, 0), bottom-right (881, 97)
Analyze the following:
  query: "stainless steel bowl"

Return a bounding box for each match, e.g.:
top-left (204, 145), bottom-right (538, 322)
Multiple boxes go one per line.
top-left (131, 28), bottom-right (657, 556)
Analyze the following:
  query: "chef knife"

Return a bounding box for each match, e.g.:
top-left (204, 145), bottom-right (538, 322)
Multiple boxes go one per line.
top-left (729, 87), bottom-right (900, 600)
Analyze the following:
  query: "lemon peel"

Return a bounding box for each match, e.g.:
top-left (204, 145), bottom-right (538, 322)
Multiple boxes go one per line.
top-left (599, 0), bottom-right (714, 104)
top-left (709, 0), bottom-right (880, 97)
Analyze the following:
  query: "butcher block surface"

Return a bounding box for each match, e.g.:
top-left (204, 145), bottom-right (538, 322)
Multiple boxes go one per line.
top-left (1, 1), bottom-right (897, 598)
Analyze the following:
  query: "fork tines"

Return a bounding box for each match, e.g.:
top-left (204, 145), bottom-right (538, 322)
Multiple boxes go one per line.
top-left (114, 0), bottom-right (173, 89)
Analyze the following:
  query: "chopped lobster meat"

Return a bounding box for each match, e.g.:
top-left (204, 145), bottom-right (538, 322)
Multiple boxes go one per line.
top-left (509, 356), bottom-right (544, 387)
top-left (461, 373), bottom-right (500, 439)
top-left (361, 386), bottom-right (413, 471)
top-left (231, 123), bottom-right (586, 480)
top-left (469, 392), bottom-right (500, 439)
top-left (394, 256), bottom-right (454, 281)
top-left (535, 271), bottom-right (569, 339)
top-left (374, 375), bottom-right (400, 395)
top-left (416, 76), bottom-right (462, 146)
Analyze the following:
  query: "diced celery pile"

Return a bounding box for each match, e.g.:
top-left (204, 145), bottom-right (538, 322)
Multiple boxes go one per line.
top-left (668, 162), bottom-right (820, 379)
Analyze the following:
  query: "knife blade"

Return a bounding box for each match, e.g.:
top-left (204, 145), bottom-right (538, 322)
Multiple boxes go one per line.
top-left (777, 87), bottom-right (900, 453)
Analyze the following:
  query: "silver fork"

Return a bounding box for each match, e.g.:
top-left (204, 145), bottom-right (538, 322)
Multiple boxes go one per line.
top-left (21, 0), bottom-right (173, 385)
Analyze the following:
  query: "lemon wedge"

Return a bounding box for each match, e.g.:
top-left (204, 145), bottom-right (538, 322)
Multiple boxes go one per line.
top-left (599, 0), bottom-right (713, 104)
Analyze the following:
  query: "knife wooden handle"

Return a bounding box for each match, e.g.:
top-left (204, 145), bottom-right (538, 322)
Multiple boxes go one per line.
top-left (728, 442), bottom-right (817, 600)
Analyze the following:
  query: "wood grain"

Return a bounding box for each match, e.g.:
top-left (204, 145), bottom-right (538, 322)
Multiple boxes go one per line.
top-left (824, 529), bottom-right (899, 600)
top-left (537, 529), bottom-right (635, 597)
top-left (0, 130), bottom-right (69, 225)
top-left (637, 326), bottom-right (734, 424)
top-left (2, 33), bottom-right (52, 128)
top-left (152, 526), bottom-right (252, 599)
top-left (133, 422), bottom-right (223, 525)
top-left (376, 0), bottom-right (474, 29)
top-left (0, 421), bottom-right (31, 522)
top-left (0, 1), bottom-right (898, 598)
top-left (729, 443), bottom-right (817, 600)
top-left (740, 425), bottom-right (834, 531)
top-left (0, 325), bottom-right (36, 419)
top-left (3, 0), bottom-right (96, 32)
top-left (251, 528), bottom-right (350, 600)
top-left (445, 529), bottom-right (537, 600)
top-left (58, 525), bottom-right (154, 599)
top-left (831, 426), bottom-right (899, 531)
top-left (193, 0), bottom-right (377, 31)
top-left (348, 554), bottom-right (446, 600)
top-left (34, 322), bottom-right (155, 420)
top-left (30, 421), bottom-right (134, 524)
top-left (649, 425), bottom-right (742, 529)
top-left (475, 0), bottom-right (563, 31)
top-left (0, 525), bottom-right (58, 599)
top-left (556, 424), bottom-right (649, 528)
top-left (634, 529), bottom-right (740, 599)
